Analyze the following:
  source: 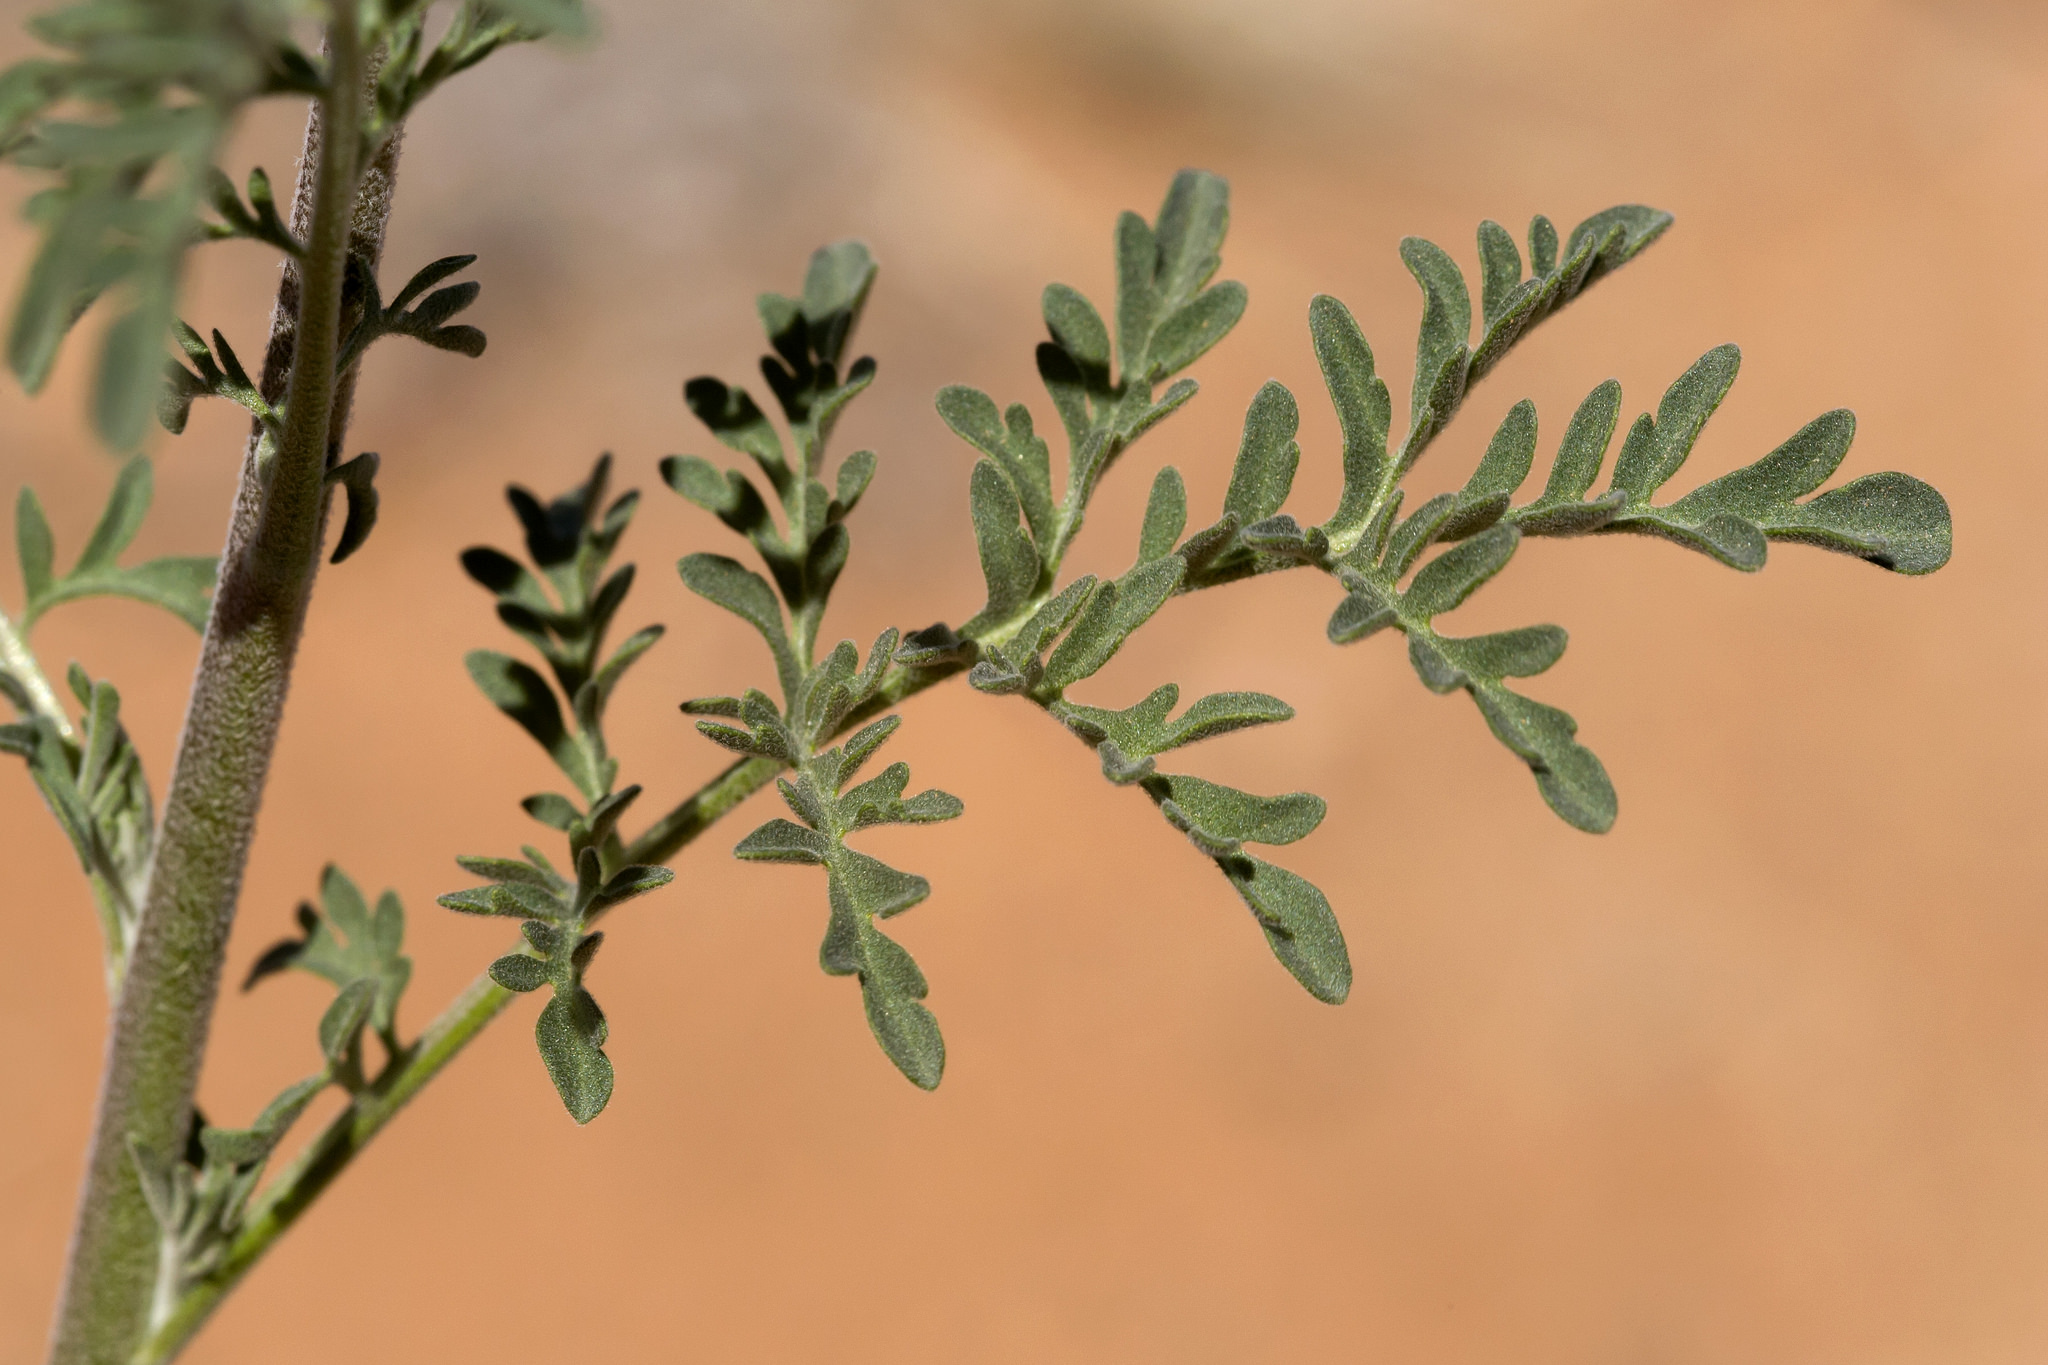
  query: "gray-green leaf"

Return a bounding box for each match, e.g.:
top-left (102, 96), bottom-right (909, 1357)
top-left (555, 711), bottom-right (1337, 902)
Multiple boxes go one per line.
top-left (1222, 856), bottom-right (1350, 1004)
top-left (678, 553), bottom-right (800, 701)
top-left (535, 991), bottom-right (613, 1124)
top-left (1223, 381), bottom-right (1301, 529)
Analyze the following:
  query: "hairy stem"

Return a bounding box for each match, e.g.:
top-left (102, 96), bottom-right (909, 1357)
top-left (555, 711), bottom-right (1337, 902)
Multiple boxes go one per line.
top-left (46, 21), bottom-right (397, 1362)
top-left (622, 755), bottom-right (784, 867)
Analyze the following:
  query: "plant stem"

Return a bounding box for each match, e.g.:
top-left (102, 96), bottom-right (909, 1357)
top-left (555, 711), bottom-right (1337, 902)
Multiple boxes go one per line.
top-left (623, 755), bottom-right (783, 866)
top-left (137, 481), bottom-right (1232, 1348)
top-left (139, 648), bottom-right (1003, 1353)
top-left (132, 975), bottom-right (511, 1365)
top-left (46, 20), bottom-right (392, 1362)
top-left (129, 342), bottom-right (1267, 1352)
top-left (0, 606), bottom-right (75, 741)
top-left (136, 753), bottom-right (781, 1359)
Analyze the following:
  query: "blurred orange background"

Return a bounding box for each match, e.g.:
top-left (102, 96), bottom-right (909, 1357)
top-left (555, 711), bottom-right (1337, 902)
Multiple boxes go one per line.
top-left (2, 0), bottom-right (2042, 1360)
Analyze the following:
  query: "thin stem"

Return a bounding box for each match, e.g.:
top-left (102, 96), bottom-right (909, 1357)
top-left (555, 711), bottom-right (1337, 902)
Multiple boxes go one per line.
top-left (622, 755), bottom-right (784, 867)
top-left (133, 974), bottom-right (509, 1365)
top-left (139, 752), bottom-right (783, 1358)
top-left (46, 19), bottom-right (382, 1363)
top-left (130, 313), bottom-right (1277, 1352)
top-left (0, 606), bottom-right (75, 741)
top-left (137, 524), bottom-right (1277, 1353)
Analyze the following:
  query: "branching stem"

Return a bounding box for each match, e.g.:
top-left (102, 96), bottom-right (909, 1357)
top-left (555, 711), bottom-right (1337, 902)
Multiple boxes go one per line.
top-left (126, 195), bottom-right (1289, 1354)
top-left (46, 18), bottom-right (389, 1363)
top-left (138, 753), bottom-right (777, 1358)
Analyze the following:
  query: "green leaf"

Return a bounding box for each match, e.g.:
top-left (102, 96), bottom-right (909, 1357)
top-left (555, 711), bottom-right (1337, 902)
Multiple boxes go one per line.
top-left (0, 7), bottom-right (306, 450)
top-left (477, 0), bottom-right (589, 39)
top-left (1114, 210), bottom-right (1160, 387)
top-left (1222, 856), bottom-right (1350, 1004)
top-left (1223, 381), bottom-right (1301, 528)
top-left (76, 677), bottom-right (117, 796)
top-left (327, 452), bottom-right (380, 565)
top-left (1137, 466), bottom-right (1187, 563)
top-left (1477, 219), bottom-right (1522, 326)
top-left (16, 486), bottom-right (53, 606)
top-left (536, 991), bottom-right (612, 1123)
top-left (1404, 524), bottom-right (1520, 618)
top-left (32, 557), bottom-right (217, 631)
top-left (1112, 376), bottom-right (1199, 454)
top-left (73, 455), bottom-right (149, 570)
top-left (436, 886), bottom-right (534, 918)
top-left (1164, 691), bottom-right (1295, 748)
top-left (459, 546), bottom-right (551, 614)
top-left (1609, 344), bottom-right (1741, 502)
top-left (456, 854), bottom-right (563, 890)
top-left (936, 386), bottom-right (1056, 545)
top-left (677, 553), bottom-right (800, 701)
top-left (523, 793), bottom-right (580, 830)
top-left (317, 979), bottom-right (376, 1062)
top-left (833, 449), bottom-right (876, 517)
top-left (1528, 215), bottom-right (1559, 276)
top-left (1056, 684), bottom-right (1295, 758)
top-left (1326, 581), bottom-right (1397, 645)
top-left (1043, 282), bottom-right (1110, 378)
top-left (857, 936), bottom-right (944, 1090)
top-left (661, 454), bottom-right (771, 542)
top-left (1469, 681), bottom-right (1616, 833)
top-left (839, 765), bottom-right (962, 831)
top-left (1667, 408), bottom-right (1852, 522)
top-left (247, 866), bottom-right (413, 1040)
top-left (591, 864), bottom-right (672, 912)
top-left (683, 378), bottom-right (791, 497)
top-left (1762, 471), bottom-right (1952, 575)
top-left (1595, 366), bottom-right (1952, 574)
top-left (490, 953), bottom-right (548, 993)
top-left (1380, 492), bottom-right (1459, 580)
top-left (1145, 773), bottom-right (1325, 848)
top-left (821, 873), bottom-right (943, 1089)
top-left (199, 1073), bottom-right (326, 1169)
top-left (13, 456), bottom-right (215, 630)
top-left (830, 716), bottom-right (898, 786)
top-left (1400, 237), bottom-right (1471, 432)
top-left (799, 240), bottom-right (877, 368)
top-left (583, 625), bottom-right (663, 727)
top-left (1043, 556), bottom-right (1183, 690)
top-left (465, 650), bottom-right (595, 794)
top-left (1152, 169), bottom-right (1230, 312)
top-left (830, 847), bottom-right (930, 920)
top-left (999, 576), bottom-right (1095, 671)
top-left (964, 459), bottom-right (1040, 630)
top-left (1563, 205), bottom-right (1674, 290)
top-left (1535, 378), bottom-right (1623, 506)
top-left (1406, 626), bottom-right (1567, 694)
top-left (1310, 294), bottom-right (1392, 541)
top-left (1147, 281), bottom-right (1246, 379)
top-left (1442, 400), bottom-right (1537, 540)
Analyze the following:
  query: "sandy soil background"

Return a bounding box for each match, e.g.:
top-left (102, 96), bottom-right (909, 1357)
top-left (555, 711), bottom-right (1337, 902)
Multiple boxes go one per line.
top-left (2, 1), bottom-right (2043, 1361)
